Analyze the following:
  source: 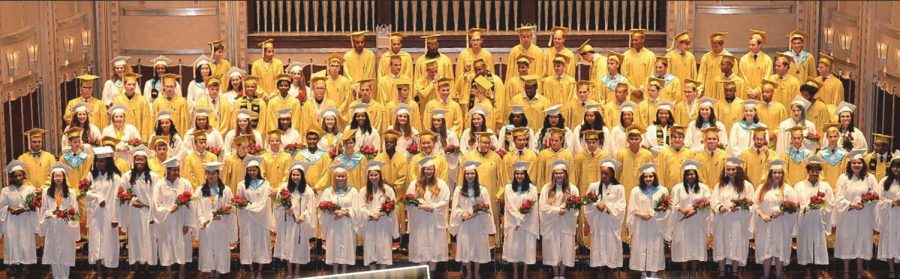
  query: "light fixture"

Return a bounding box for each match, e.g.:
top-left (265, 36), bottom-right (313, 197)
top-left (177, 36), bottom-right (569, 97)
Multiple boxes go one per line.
top-left (877, 42), bottom-right (888, 73)
top-left (839, 33), bottom-right (853, 63)
top-left (896, 49), bottom-right (900, 72)
top-left (81, 30), bottom-right (91, 52)
top-left (26, 44), bottom-right (38, 71)
top-left (6, 51), bottom-right (19, 82)
top-left (823, 26), bottom-right (834, 54)
top-left (64, 35), bottom-right (76, 65)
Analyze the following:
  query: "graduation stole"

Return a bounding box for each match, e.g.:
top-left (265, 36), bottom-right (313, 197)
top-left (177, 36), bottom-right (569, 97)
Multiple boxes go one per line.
top-left (642, 185), bottom-right (661, 198)
top-left (298, 149), bottom-right (326, 164)
top-left (655, 126), bottom-right (670, 145)
top-left (115, 78), bottom-right (124, 94)
top-left (336, 152), bottom-right (363, 170)
top-left (602, 74), bottom-right (622, 90)
top-left (786, 147), bottom-right (810, 163)
top-left (820, 148), bottom-right (847, 166)
top-left (656, 73), bottom-right (674, 87)
top-left (248, 179), bottom-right (264, 190)
top-left (869, 153), bottom-right (888, 171)
top-left (63, 151), bottom-right (89, 169)
top-left (790, 50), bottom-right (810, 68)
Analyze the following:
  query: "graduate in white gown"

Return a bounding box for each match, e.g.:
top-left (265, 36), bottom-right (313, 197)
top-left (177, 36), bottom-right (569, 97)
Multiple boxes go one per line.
top-left (584, 159), bottom-right (626, 274)
top-left (751, 159), bottom-right (800, 279)
top-left (728, 100), bottom-right (764, 156)
top-left (359, 161), bottom-right (400, 269)
top-left (0, 161), bottom-right (39, 278)
top-left (627, 163), bottom-right (670, 277)
top-left (236, 156), bottom-right (276, 277)
top-left (152, 157), bottom-right (196, 274)
top-left (84, 147), bottom-right (123, 276)
top-left (711, 157), bottom-right (756, 276)
top-left (194, 162), bottom-right (237, 277)
top-left (40, 164), bottom-right (80, 279)
top-left (539, 159), bottom-right (579, 279)
top-left (834, 150), bottom-right (878, 277)
top-left (320, 163), bottom-right (362, 274)
top-left (450, 162), bottom-right (496, 279)
top-left (405, 156), bottom-right (451, 272)
top-left (121, 146), bottom-right (158, 275)
top-left (502, 161), bottom-right (540, 279)
top-left (793, 156), bottom-right (834, 278)
top-left (876, 154), bottom-right (900, 278)
top-left (273, 161), bottom-right (317, 277)
top-left (669, 160), bottom-right (712, 276)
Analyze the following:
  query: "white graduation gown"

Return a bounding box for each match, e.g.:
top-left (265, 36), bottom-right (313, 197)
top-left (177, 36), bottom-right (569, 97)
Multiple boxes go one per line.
top-left (833, 173), bottom-right (878, 260)
top-left (876, 179), bottom-right (900, 261)
top-left (272, 184), bottom-right (317, 264)
top-left (750, 184), bottom-right (799, 264)
top-left (794, 179), bottom-right (834, 265)
top-left (121, 171), bottom-right (158, 265)
top-left (449, 186), bottom-right (496, 264)
top-left (85, 173), bottom-right (122, 268)
top-left (584, 182), bottom-right (626, 268)
top-left (40, 189), bottom-right (79, 267)
top-left (405, 179), bottom-right (451, 263)
top-left (237, 179), bottom-right (276, 264)
top-left (711, 181), bottom-right (756, 265)
top-left (0, 184), bottom-right (39, 264)
top-left (539, 183), bottom-right (579, 267)
top-left (669, 183), bottom-right (712, 262)
top-left (502, 184), bottom-right (540, 264)
top-left (319, 186), bottom-right (362, 265)
top-left (195, 186), bottom-right (238, 273)
top-left (152, 177), bottom-right (196, 266)
top-left (359, 186), bottom-right (400, 265)
top-left (627, 186), bottom-right (670, 272)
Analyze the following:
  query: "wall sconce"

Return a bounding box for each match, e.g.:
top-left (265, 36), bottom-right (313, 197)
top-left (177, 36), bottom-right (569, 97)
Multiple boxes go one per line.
top-left (839, 33), bottom-right (853, 63)
top-left (6, 51), bottom-right (19, 82)
top-left (26, 44), bottom-right (38, 71)
top-left (877, 42), bottom-right (888, 72)
top-left (64, 35), bottom-right (76, 65)
top-left (823, 27), bottom-right (835, 54)
top-left (81, 30), bottom-right (91, 53)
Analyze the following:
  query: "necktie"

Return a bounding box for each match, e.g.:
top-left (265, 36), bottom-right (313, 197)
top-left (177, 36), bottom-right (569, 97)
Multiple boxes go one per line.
top-left (753, 54), bottom-right (758, 60)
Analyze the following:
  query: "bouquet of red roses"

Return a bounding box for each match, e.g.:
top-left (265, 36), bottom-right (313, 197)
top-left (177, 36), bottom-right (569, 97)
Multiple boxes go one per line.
top-left (360, 145), bottom-right (378, 159)
top-left (780, 200), bottom-right (800, 214)
top-left (732, 197), bottom-right (754, 211)
top-left (77, 179), bottom-right (91, 200)
top-left (805, 132), bottom-right (821, 144)
top-left (213, 204), bottom-right (233, 217)
top-left (328, 146), bottom-right (341, 159)
top-left (444, 144), bottom-right (460, 155)
top-left (318, 201), bottom-right (341, 214)
top-left (273, 188), bottom-right (292, 209)
top-left (519, 199), bottom-right (534, 215)
top-left (680, 198), bottom-right (711, 221)
top-left (175, 191), bottom-right (194, 208)
top-left (400, 193), bottom-right (421, 207)
top-left (207, 146), bottom-right (222, 156)
top-left (406, 143), bottom-right (419, 155)
top-left (496, 149), bottom-right (508, 158)
top-left (231, 196), bottom-right (251, 209)
top-left (472, 201), bottom-right (491, 214)
top-left (582, 191), bottom-right (599, 206)
top-left (808, 191), bottom-right (828, 210)
top-left (117, 187), bottom-right (134, 205)
top-left (54, 208), bottom-right (79, 222)
top-left (248, 145), bottom-right (264, 155)
top-left (284, 143), bottom-right (302, 155)
top-left (296, 91), bottom-right (307, 105)
top-left (127, 138), bottom-right (143, 147)
top-left (564, 194), bottom-right (582, 210)
top-left (654, 194), bottom-right (672, 212)
top-left (380, 199), bottom-right (396, 215)
top-left (860, 192), bottom-right (880, 206)
top-left (24, 191), bottom-right (41, 211)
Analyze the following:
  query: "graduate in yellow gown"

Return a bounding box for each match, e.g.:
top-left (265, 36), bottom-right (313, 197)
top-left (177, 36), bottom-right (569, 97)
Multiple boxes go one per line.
top-left (222, 134), bottom-right (253, 193)
top-left (864, 134), bottom-right (893, 181)
top-left (208, 40), bottom-right (233, 86)
top-left (262, 130), bottom-right (293, 186)
top-left (622, 29), bottom-right (657, 89)
top-left (406, 131), bottom-right (450, 183)
top-left (673, 79), bottom-right (702, 125)
top-left (415, 59), bottom-right (442, 113)
top-left (572, 130), bottom-right (608, 193)
top-left (59, 127), bottom-right (94, 188)
top-left (613, 125), bottom-right (653, 196)
top-left (317, 53), bottom-right (354, 116)
top-left (739, 127), bottom-right (778, 185)
top-left (151, 73), bottom-right (191, 136)
top-left (18, 128), bottom-right (56, 187)
top-left (768, 54), bottom-right (802, 107)
top-left (250, 39), bottom-right (284, 95)
top-left (423, 78), bottom-right (464, 136)
top-left (456, 28), bottom-right (495, 80)
top-left (656, 126), bottom-right (696, 188)
top-left (563, 81), bottom-right (600, 130)
top-left (541, 54), bottom-right (577, 105)
top-left (738, 30), bottom-right (774, 90)
top-left (534, 128), bottom-right (575, 190)
top-left (816, 124), bottom-right (850, 187)
top-left (64, 74), bottom-right (109, 129)
top-left (713, 81), bottom-right (745, 132)
top-left (577, 40), bottom-right (609, 101)
top-left (414, 34), bottom-right (455, 82)
top-left (180, 131), bottom-right (218, 187)
top-left (647, 56), bottom-right (682, 102)
top-left (232, 75), bottom-right (270, 134)
top-left (458, 58), bottom-right (504, 112)
top-left (603, 84), bottom-right (632, 128)
top-left (757, 80), bottom-right (789, 131)
top-left (598, 51), bottom-right (632, 103)
top-left (698, 32), bottom-right (736, 98)
top-left (147, 136), bottom-right (170, 177)
top-left (378, 33), bottom-right (414, 78)
top-left (345, 79), bottom-right (388, 132)
top-left (265, 74), bottom-right (303, 133)
top-left (665, 31), bottom-right (698, 84)
top-left (799, 79), bottom-right (833, 137)
top-left (114, 73), bottom-right (154, 140)
top-left (385, 78), bottom-right (423, 132)
top-left (694, 127), bottom-right (729, 188)
top-left (784, 29), bottom-right (817, 84)
top-left (293, 128), bottom-right (333, 191)
top-left (543, 26), bottom-right (577, 77)
top-left (501, 55), bottom-right (534, 123)
top-left (342, 31), bottom-right (376, 84)
top-left (814, 53), bottom-right (844, 107)
top-left (374, 130), bottom-right (408, 190)
top-left (710, 54), bottom-right (747, 102)
top-left (779, 126), bottom-right (814, 185)
top-left (506, 25), bottom-right (544, 81)
top-left (637, 78), bottom-right (665, 129)
top-left (509, 75), bottom-right (552, 132)
top-left (378, 54), bottom-right (411, 104)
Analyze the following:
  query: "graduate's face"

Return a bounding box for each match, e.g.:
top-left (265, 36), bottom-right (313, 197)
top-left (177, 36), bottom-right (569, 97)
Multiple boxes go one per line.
top-left (514, 135), bottom-right (528, 149)
top-left (264, 47), bottom-right (275, 60)
top-left (851, 159), bottom-right (864, 173)
top-left (244, 84), bottom-right (257, 97)
top-left (622, 112), bottom-right (634, 125)
top-left (584, 111), bottom-right (596, 123)
top-left (230, 76), bottom-right (242, 88)
top-left (80, 83), bottom-right (94, 97)
top-left (352, 37), bottom-right (366, 52)
top-left (76, 111), bottom-right (88, 123)
top-left (548, 115), bottom-right (560, 126)
top-left (586, 137), bottom-right (599, 151)
top-left (710, 40), bottom-right (724, 53)
top-left (719, 61), bottom-right (732, 74)
top-left (235, 144), bottom-right (248, 156)
top-left (519, 32), bottom-right (532, 47)
top-left (397, 86), bottom-right (410, 99)
top-left (438, 85), bottom-right (451, 99)
top-left (426, 66), bottom-right (437, 78)
top-left (615, 88), bottom-right (628, 103)
top-left (156, 65), bottom-right (167, 75)
top-left (743, 107), bottom-right (757, 120)
top-left (725, 166), bottom-right (738, 177)
top-left (892, 162), bottom-right (900, 176)
top-left (8, 171), bottom-right (24, 185)
top-left (525, 84), bottom-right (537, 97)
top-left (576, 86), bottom-right (590, 101)
top-left (748, 38), bottom-right (761, 52)
top-left (313, 84), bottom-right (326, 99)
top-left (654, 61), bottom-right (667, 75)
top-left (517, 63), bottom-right (529, 75)
top-left (627, 134), bottom-right (641, 147)
top-left (207, 84), bottom-right (220, 98)
top-left (354, 113), bottom-right (367, 125)
top-left (277, 81), bottom-right (290, 93)
top-left (469, 34), bottom-right (483, 49)
top-left (113, 113), bottom-right (125, 124)
top-left (684, 170), bottom-right (698, 184)
top-left (791, 38), bottom-right (804, 52)
top-left (114, 65), bottom-right (127, 76)
top-left (791, 105), bottom-right (803, 120)
top-left (205, 170), bottom-right (219, 184)
top-left (160, 119), bottom-right (173, 132)
top-left (477, 139), bottom-right (491, 153)
top-left (390, 59), bottom-right (402, 75)
top-left (775, 59), bottom-right (789, 75)
top-left (268, 137), bottom-right (281, 151)
top-left (724, 86), bottom-right (736, 99)
top-left (699, 107), bottom-right (712, 119)
top-left (155, 143), bottom-right (169, 158)
top-left (333, 171), bottom-right (348, 184)
top-left (791, 133), bottom-right (804, 148)
top-left (607, 60), bottom-right (619, 74)
top-left (328, 61), bottom-right (342, 76)
top-left (464, 169), bottom-right (477, 183)
top-left (426, 41), bottom-right (439, 52)
top-left (213, 48), bottom-right (225, 60)
top-left (324, 116), bottom-right (337, 128)
top-left (390, 38), bottom-right (402, 53)
top-left (368, 170), bottom-right (381, 184)
top-left (839, 112), bottom-right (852, 126)
top-left (305, 134), bottom-right (320, 148)
top-left (771, 169), bottom-right (784, 182)
top-left (279, 117), bottom-right (291, 130)
top-left (553, 33), bottom-right (565, 48)
top-left (420, 138), bottom-right (435, 153)
top-left (470, 114), bottom-right (484, 128)
top-left (514, 170), bottom-right (526, 182)
top-left (549, 136), bottom-right (562, 150)
top-left (641, 173), bottom-right (655, 185)
top-left (806, 166), bottom-right (821, 180)
top-left (762, 88), bottom-right (774, 102)
top-left (553, 61), bottom-right (565, 75)
top-left (125, 79), bottom-right (137, 94)
top-left (672, 133), bottom-right (685, 147)
top-left (200, 64), bottom-right (211, 77)
top-left (384, 138), bottom-right (397, 151)
top-left (342, 139), bottom-right (356, 154)
top-left (753, 134), bottom-right (767, 148)
top-left (683, 87), bottom-right (696, 100)
top-left (246, 166), bottom-right (260, 178)
top-left (358, 85), bottom-right (372, 100)
top-left (29, 136), bottom-right (43, 152)
top-left (705, 135), bottom-right (719, 150)
top-left (431, 118), bottom-right (444, 129)
top-left (657, 109), bottom-right (671, 123)
top-left (552, 169), bottom-right (566, 183)
top-left (678, 40), bottom-right (692, 51)
top-left (52, 171), bottom-right (65, 185)
top-left (826, 131), bottom-right (839, 147)
top-left (165, 167), bottom-right (180, 180)
top-left (630, 34), bottom-right (645, 49)
top-left (133, 155), bottom-right (147, 169)
top-left (290, 169), bottom-right (303, 183)
top-left (397, 113), bottom-right (409, 125)
top-left (164, 81), bottom-right (176, 96)
top-left (817, 63), bottom-right (830, 76)
top-left (237, 118), bottom-right (250, 129)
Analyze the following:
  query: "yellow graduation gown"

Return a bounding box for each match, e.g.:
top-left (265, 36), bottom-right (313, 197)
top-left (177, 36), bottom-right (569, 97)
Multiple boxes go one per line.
top-left (756, 101), bottom-right (788, 132)
top-left (817, 148), bottom-right (848, 187)
top-left (622, 48), bottom-right (657, 89)
top-left (415, 76), bottom-right (439, 113)
top-left (407, 151), bottom-right (450, 183)
top-left (456, 48), bottom-right (495, 79)
top-left (737, 52), bottom-right (773, 89)
top-left (423, 99), bottom-right (464, 136)
top-left (710, 74), bottom-right (748, 102)
top-left (562, 100), bottom-right (600, 130)
top-left (816, 75), bottom-right (844, 106)
top-left (614, 148), bottom-right (653, 200)
top-left (233, 96), bottom-right (270, 134)
top-left (322, 153), bottom-right (368, 189)
top-left (318, 73), bottom-right (353, 116)
top-left (148, 156), bottom-right (165, 178)
top-left (543, 47), bottom-right (577, 77)
top-left (637, 98), bottom-right (661, 129)
top-left (572, 149), bottom-right (608, 194)
top-left (673, 99), bottom-right (699, 127)
top-left (222, 154), bottom-right (247, 193)
top-left (695, 148), bottom-right (728, 188)
top-left (64, 97), bottom-right (108, 129)
top-left (181, 151), bottom-right (218, 187)
top-left (293, 149), bottom-right (332, 191)
top-left (647, 74), bottom-right (682, 103)
top-left (535, 148), bottom-right (574, 191)
top-left (342, 49), bottom-right (377, 83)
top-left (657, 147), bottom-right (696, 189)
top-left (210, 59), bottom-right (232, 86)
top-left (806, 99), bottom-right (832, 135)
top-left (767, 74), bottom-right (801, 107)
top-left (506, 44), bottom-right (545, 81)
top-left (152, 95), bottom-right (191, 137)
top-left (588, 55), bottom-right (609, 100)
top-left (462, 150), bottom-right (507, 200)
top-left (18, 151), bottom-right (56, 187)
top-left (376, 74), bottom-right (403, 104)
top-left (58, 151), bottom-right (94, 190)
top-left (378, 50), bottom-right (414, 78)
top-left (265, 93), bottom-right (303, 132)
top-left (414, 54), bottom-right (454, 81)
top-left (346, 99), bottom-right (388, 132)
top-left (541, 74), bottom-right (577, 105)
top-left (697, 50), bottom-right (736, 99)
top-left (780, 147), bottom-right (813, 185)
top-left (740, 148), bottom-right (778, 186)
top-left (263, 151), bottom-right (293, 186)
top-left (864, 151), bottom-right (891, 182)
top-left (502, 148), bottom-right (539, 185)
top-left (250, 57), bottom-right (284, 94)
top-left (603, 101), bottom-right (625, 128)
top-left (665, 50), bottom-right (698, 84)
top-left (786, 50), bottom-right (817, 84)
top-left (509, 94), bottom-right (552, 132)
top-left (193, 95), bottom-right (234, 133)
top-left (713, 98), bottom-right (745, 133)
top-left (385, 98), bottom-right (423, 131)
top-left (114, 93), bottom-right (154, 140)
top-left (501, 78), bottom-right (524, 125)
